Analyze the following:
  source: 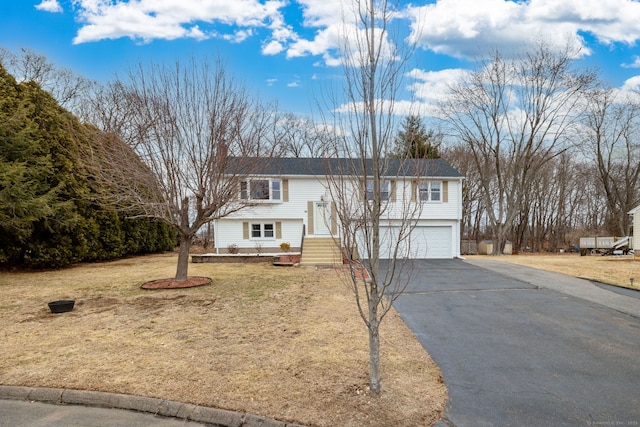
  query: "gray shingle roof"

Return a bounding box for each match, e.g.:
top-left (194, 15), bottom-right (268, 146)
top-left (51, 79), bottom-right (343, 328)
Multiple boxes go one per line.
top-left (229, 157), bottom-right (463, 178)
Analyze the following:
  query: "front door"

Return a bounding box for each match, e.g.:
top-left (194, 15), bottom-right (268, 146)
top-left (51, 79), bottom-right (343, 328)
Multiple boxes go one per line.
top-left (314, 201), bottom-right (331, 235)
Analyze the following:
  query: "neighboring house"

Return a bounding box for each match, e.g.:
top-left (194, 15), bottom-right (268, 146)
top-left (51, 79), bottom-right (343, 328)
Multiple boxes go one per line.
top-left (212, 157), bottom-right (464, 263)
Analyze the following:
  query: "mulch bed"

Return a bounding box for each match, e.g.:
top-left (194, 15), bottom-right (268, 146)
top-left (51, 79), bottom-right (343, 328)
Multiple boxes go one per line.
top-left (140, 276), bottom-right (212, 289)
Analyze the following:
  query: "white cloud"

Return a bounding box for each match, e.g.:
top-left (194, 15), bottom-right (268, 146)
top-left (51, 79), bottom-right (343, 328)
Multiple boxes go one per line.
top-left (407, 68), bottom-right (470, 104)
top-left (222, 29), bottom-right (254, 43)
top-left (286, 1), bottom-right (402, 66)
top-left (185, 25), bottom-right (206, 41)
top-left (330, 67), bottom-right (471, 118)
top-left (622, 56), bottom-right (640, 69)
top-left (528, 0), bottom-right (640, 45)
top-left (262, 40), bottom-right (284, 55)
top-left (406, 0), bottom-right (640, 60)
top-left (62, 0), bottom-right (640, 71)
top-left (287, 22), bottom-right (341, 59)
top-left (35, 0), bottom-right (62, 13)
top-left (291, 0), bottom-right (640, 67)
top-left (403, 68), bottom-right (471, 118)
top-left (72, 0), bottom-right (290, 44)
top-left (621, 75), bottom-right (640, 91)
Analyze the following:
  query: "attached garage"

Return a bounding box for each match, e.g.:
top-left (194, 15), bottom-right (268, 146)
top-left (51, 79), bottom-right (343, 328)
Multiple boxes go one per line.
top-left (362, 224), bottom-right (454, 259)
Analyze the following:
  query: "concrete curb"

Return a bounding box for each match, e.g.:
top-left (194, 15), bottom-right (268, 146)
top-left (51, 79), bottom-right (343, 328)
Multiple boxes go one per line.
top-left (0, 385), bottom-right (305, 427)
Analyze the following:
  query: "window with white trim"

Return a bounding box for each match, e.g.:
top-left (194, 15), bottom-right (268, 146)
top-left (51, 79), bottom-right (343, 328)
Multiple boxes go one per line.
top-left (240, 179), bottom-right (282, 201)
top-left (366, 180), bottom-right (390, 201)
top-left (250, 223), bottom-right (275, 239)
top-left (419, 181), bottom-right (441, 202)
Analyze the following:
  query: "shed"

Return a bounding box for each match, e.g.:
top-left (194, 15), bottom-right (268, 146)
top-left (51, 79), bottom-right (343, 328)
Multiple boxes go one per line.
top-left (478, 240), bottom-right (513, 255)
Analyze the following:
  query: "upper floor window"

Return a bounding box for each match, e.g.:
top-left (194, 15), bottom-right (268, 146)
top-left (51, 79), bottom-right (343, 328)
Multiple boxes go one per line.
top-left (419, 181), bottom-right (441, 202)
top-left (366, 180), bottom-right (390, 201)
top-left (240, 179), bottom-right (282, 201)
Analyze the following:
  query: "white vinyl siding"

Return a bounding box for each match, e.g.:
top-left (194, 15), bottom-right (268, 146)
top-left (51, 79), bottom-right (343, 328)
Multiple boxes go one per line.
top-left (216, 175), bottom-right (462, 258)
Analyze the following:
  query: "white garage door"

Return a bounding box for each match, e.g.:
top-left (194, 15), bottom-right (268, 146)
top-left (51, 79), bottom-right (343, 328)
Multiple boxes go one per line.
top-left (378, 226), bottom-right (452, 259)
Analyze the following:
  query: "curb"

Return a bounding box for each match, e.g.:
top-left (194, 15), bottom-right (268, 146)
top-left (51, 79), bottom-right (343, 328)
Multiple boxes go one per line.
top-left (0, 385), bottom-right (305, 427)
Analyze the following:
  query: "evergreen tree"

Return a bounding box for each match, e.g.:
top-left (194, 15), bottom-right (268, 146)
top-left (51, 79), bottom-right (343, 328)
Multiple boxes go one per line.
top-left (390, 115), bottom-right (440, 159)
top-left (0, 64), bottom-right (174, 268)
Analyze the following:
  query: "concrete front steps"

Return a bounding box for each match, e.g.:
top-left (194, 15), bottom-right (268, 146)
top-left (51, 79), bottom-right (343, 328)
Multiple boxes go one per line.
top-left (300, 236), bottom-right (342, 266)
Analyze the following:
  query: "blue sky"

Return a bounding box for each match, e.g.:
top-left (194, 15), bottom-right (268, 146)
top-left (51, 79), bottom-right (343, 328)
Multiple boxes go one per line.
top-left (2, 0), bottom-right (640, 118)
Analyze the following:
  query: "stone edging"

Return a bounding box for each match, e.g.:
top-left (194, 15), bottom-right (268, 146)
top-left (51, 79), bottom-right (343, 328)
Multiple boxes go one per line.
top-left (0, 385), bottom-right (305, 427)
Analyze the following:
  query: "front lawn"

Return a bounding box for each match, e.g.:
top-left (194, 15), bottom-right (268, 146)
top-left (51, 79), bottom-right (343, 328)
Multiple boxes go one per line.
top-left (0, 253), bottom-right (446, 427)
top-left (469, 253), bottom-right (640, 290)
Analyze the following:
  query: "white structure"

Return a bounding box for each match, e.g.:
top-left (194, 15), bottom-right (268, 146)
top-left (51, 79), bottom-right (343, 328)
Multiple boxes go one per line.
top-left (628, 205), bottom-right (640, 254)
top-left (213, 157), bottom-right (464, 260)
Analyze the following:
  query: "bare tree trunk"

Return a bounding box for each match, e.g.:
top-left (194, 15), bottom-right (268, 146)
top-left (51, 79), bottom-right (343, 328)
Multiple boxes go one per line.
top-left (176, 233), bottom-right (191, 282)
top-left (368, 312), bottom-right (381, 395)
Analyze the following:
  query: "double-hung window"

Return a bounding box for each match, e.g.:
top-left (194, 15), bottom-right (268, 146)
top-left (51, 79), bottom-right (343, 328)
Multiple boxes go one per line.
top-left (240, 179), bottom-right (282, 202)
top-left (251, 223), bottom-right (275, 239)
top-left (418, 181), bottom-right (441, 202)
top-left (366, 180), bottom-right (390, 201)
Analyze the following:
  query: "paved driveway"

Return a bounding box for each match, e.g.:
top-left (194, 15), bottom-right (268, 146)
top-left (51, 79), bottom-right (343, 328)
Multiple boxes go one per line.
top-left (388, 259), bottom-right (640, 427)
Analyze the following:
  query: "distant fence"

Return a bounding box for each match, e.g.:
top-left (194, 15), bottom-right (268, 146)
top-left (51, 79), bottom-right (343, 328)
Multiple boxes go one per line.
top-left (460, 240), bottom-right (478, 255)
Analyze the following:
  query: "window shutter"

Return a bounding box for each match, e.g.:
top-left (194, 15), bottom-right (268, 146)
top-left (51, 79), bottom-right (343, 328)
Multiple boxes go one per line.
top-left (307, 201), bottom-right (314, 235)
top-left (242, 222), bottom-right (249, 239)
top-left (390, 180), bottom-right (396, 202)
top-left (282, 180), bottom-right (289, 202)
top-left (411, 180), bottom-right (417, 202)
top-left (276, 222), bottom-right (282, 239)
top-left (442, 181), bottom-right (448, 203)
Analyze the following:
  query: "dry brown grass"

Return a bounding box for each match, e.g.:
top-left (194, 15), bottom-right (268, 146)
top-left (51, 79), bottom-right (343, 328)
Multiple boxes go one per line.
top-left (0, 253), bottom-right (446, 427)
top-left (468, 252), bottom-right (640, 290)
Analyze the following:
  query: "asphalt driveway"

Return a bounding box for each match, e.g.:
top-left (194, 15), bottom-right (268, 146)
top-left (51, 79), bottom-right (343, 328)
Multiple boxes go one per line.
top-left (389, 259), bottom-right (640, 427)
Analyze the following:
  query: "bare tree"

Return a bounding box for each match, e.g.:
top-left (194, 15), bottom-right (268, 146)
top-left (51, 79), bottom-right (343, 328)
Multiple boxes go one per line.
top-left (235, 99), bottom-right (288, 157)
top-left (0, 47), bottom-right (95, 115)
top-left (320, 0), bottom-right (421, 397)
top-left (85, 57), bottom-right (266, 281)
top-left (441, 144), bottom-right (486, 247)
top-left (581, 88), bottom-right (640, 236)
top-left (278, 113), bottom-right (335, 158)
top-left (440, 42), bottom-right (596, 254)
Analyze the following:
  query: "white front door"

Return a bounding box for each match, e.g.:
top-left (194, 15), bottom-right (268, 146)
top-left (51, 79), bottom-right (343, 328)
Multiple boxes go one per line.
top-left (314, 201), bottom-right (331, 235)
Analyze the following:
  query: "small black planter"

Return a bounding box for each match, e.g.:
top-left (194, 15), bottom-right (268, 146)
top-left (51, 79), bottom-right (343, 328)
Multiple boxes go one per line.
top-left (48, 299), bottom-right (75, 314)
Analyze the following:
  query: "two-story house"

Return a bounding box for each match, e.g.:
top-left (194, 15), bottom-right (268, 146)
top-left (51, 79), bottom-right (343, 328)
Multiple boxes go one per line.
top-left (212, 157), bottom-right (464, 263)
